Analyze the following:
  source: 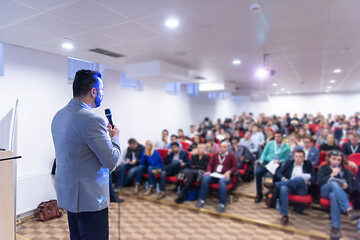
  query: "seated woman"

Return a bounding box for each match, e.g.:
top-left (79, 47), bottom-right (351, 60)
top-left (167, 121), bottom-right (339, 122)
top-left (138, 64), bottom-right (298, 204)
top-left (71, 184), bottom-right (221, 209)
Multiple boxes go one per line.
top-left (135, 140), bottom-right (163, 195)
top-left (188, 134), bottom-right (202, 154)
top-left (317, 150), bottom-right (360, 239)
top-left (319, 134), bottom-right (341, 152)
top-left (174, 144), bottom-right (209, 204)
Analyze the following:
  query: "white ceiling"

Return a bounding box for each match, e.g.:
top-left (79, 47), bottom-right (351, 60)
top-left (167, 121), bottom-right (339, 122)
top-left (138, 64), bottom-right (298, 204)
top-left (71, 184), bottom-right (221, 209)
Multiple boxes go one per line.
top-left (1, 0), bottom-right (360, 94)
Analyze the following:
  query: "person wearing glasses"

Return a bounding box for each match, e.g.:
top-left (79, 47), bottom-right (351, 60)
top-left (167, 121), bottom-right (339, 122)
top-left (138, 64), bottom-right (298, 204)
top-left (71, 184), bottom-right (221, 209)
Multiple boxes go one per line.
top-left (292, 136), bottom-right (320, 166)
top-left (317, 150), bottom-right (360, 239)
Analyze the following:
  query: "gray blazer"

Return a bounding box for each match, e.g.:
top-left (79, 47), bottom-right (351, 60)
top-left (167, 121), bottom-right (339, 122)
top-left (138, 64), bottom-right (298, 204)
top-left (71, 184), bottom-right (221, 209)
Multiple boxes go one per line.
top-left (51, 99), bottom-right (121, 213)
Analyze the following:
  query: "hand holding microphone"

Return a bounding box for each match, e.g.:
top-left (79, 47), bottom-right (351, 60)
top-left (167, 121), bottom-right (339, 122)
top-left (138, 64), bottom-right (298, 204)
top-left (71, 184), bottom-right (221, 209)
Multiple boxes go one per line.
top-left (105, 108), bottom-right (119, 138)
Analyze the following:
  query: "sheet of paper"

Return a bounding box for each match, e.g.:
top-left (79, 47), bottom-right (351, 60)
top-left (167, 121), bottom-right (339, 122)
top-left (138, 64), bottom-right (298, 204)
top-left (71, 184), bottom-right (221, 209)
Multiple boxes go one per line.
top-left (298, 173), bottom-right (311, 181)
top-left (265, 161), bottom-right (279, 175)
top-left (210, 172), bottom-right (225, 179)
top-left (329, 177), bottom-right (346, 185)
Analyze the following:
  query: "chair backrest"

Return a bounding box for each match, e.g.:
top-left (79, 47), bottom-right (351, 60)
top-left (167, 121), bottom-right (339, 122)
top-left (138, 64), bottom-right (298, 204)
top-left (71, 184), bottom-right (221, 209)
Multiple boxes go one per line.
top-left (318, 151), bottom-right (327, 165)
top-left (180, 141), bottom-right (191, 151)
top-left (349, 153), bottom-right (360, 166)
top-left (308, 123), bottom-right (317, 133)
top-left (157, 149), bottom-right (168, 161)
top-left (316, 144), bottom-right (321, 149)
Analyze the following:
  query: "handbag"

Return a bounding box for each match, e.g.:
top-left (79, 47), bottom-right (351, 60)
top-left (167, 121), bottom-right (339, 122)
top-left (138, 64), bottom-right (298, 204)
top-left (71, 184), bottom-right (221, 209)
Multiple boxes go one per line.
top-left (37, 200), bottom-right (63, 221)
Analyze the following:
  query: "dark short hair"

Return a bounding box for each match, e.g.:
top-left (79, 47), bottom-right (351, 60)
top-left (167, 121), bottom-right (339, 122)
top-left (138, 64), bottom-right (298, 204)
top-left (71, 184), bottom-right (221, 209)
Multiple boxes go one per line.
top-left (171, 142), bottom-right (180, 147)
top-left (171, 134), bottom-right (178, 139)
top-left (178, 129), bottom-right (183, 133)
top-left (274, 130), bottom-right (283, 136)
top-left (73, 69), bottom-right (101, 98)
top-left (128, 138), bottom-right (137, 144)
top-left (162, 129), bottom-right (169, 134)
top-left (294, 149), bottom-right (305, 157)
top-left (303, 136), bottom-right (312, 141)
top-left (231, 136), bottom-right (240, 142)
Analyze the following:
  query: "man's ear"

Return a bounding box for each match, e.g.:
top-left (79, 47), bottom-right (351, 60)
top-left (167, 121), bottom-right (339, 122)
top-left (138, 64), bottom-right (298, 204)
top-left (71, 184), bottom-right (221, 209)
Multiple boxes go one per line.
top-left (90, 87), bottom-right (97, 98)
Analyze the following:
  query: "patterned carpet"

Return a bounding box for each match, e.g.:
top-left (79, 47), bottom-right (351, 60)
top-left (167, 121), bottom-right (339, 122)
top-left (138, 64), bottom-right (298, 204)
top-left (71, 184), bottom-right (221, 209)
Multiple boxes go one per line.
top-left (16, 181), bottom-right (360, 240)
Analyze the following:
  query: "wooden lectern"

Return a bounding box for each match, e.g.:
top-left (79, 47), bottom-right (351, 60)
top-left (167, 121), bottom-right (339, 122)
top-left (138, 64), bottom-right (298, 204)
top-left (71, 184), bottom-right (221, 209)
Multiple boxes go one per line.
top-left (0, 151), bottom-right (20, 240)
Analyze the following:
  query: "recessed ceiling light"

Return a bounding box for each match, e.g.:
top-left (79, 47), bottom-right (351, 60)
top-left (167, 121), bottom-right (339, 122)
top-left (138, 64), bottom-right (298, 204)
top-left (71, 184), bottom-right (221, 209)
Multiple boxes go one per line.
top-left (280, 88), bottom-right (285, 91)
top-left (272, 83), bottom-right (278, 87)
top-left (255, 68), bottom-right (269, 79)
top-left (62, 42), bottom-right (74, 49)
top-left (164, 17), bottom-right (180, 29)
top-left (327, 86), bottom-right (332, 89)
top-left (232, 59), bottom-right (241, 65)
top-left (329, 79), bottom-right (336, 83)
top-left (333, 69), bottom-right (342, 73)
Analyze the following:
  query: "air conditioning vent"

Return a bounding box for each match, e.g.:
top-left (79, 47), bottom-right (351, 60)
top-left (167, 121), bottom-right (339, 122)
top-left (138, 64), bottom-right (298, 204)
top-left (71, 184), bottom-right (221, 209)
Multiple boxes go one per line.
top-left (193, 76), bottom-right (207, 80)
top-left (89, 48), bottom-right (126, 58)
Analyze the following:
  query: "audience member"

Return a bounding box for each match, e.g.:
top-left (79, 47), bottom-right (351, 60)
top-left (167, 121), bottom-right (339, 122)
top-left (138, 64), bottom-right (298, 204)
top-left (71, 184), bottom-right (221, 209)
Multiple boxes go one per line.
top-left (155, 129), bottom-right (169, 149)
top-left (293, 136), bottom-right (320, 166)
top-left (166, 135), bottom-right (183, 150)
top-left (255, 131), bottom-right (291, 203)
top-left (188, 134), bottom-right (202, 154)
top-left (264, 149), bottom-right (315, 225)
top-left (205, 136), bottom-right (220, 155)
top-left (187, 125), bottom-right (199, 139)
top-left (195, 142), bottom-right (237, 213)
top-left (317, 150), bottom-right (360, 239)
top-left (216, 128), bottom-right (226, 142)
top-left (116, 138), bottom-right (144, 189)
top-left (250, 125), bottom-right (265, 147)
top-left (153, 142), bottom-right (190, 200)
top-left (239, 130), bottom-right (258, 154)
top-left (315, 128), bottom-right (329, 146)
top-left (174, 144), bottom-right (210, 204)
top-left (342, 133), bottom-right (360, 159)
top-left (319, 134), bottom-right (341, 152)
top-left (229, 136), bottom-right (245, 169)
top-left (135, 140), bottom-right (163, 195)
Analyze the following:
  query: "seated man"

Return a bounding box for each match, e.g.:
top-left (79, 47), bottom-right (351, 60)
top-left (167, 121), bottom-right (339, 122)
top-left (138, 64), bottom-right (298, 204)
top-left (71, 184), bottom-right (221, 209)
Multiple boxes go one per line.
top-left (255, 131), bottom-right (291, 203)
top-left (116, 138), bottom-right (144, 189)
top-left (229, 136), bottom-right (245, 169)
top-left (239, 130), bottom-right (258, 153)
top-left (319, 134), bottom-right (341, 152)
top-left (195, 142), bottom-right (237, 213)
top-left (155, 129), bottom-right (169, 149)
top-left (205, 136), bottom-right (220, 155)
top-left (250, 125), bottom-right (265, 148)
top-left (315, 128), bottom-right (329, 146)
top-left (264, 149), bottom-right (316, 225)
top-left (174, 144), bottom-right (210, 204)
top-left (342, 132), bottom-right (360, 159)
top-left (166, 134), bottom-right (183, 151)
top-left (187, 124), bottom-right (199, 139)
top-left (293, 136), bottom-right (320, 167)
top-left (153, 142), bottom-right (190, 200)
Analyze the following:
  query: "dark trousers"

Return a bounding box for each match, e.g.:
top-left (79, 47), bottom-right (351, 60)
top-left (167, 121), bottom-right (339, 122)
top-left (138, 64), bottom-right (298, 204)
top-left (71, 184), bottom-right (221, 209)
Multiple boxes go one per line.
top-left (179, 169), bottom-right (200, 198)
top-left (255, 164), bottom-right (270, 194)
top-left (67, 208), bottom-right (109, 240)
top-left (160, 161), bottom-right (181, 192)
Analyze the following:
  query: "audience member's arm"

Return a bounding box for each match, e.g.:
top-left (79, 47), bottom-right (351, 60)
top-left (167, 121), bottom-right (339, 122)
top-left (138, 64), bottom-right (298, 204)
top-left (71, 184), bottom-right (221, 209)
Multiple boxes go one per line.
top-left (274, 161), bottom-right (290, 181)
top-left (139, 150), bottom-right (145, 165)
top-left (153, 150), bottom-right (164, 168)
top-left (183, 151), bottom-right (191, 168)
top-left (312, 148), bottom-right (320, 166)
top-left (164, 153), bottom-right (172, 166)
top-left (206, 155), bottom-right (215, 174)
top-left (316, 165), bottom-right (332, 186)
top-left (278, 145), bottom-right (291, 163)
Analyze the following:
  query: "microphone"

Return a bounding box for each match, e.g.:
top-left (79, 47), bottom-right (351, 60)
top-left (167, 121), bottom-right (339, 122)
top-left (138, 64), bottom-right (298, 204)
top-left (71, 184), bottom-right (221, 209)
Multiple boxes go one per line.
top-left (105, 108), bottom-right (114, 129)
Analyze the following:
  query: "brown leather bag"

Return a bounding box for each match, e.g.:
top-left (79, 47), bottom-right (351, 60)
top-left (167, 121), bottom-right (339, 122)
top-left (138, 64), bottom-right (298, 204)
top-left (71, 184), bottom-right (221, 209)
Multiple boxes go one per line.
top-left (37, 200), bottom-right (63, 221)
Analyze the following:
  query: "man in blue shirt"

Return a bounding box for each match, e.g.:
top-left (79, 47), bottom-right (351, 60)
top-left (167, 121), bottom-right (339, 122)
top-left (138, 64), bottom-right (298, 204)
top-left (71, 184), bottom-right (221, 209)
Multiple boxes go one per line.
top-left (255, 131), bottom-right (291, 203)
top-left (292, 136), bottom-right (320, 166)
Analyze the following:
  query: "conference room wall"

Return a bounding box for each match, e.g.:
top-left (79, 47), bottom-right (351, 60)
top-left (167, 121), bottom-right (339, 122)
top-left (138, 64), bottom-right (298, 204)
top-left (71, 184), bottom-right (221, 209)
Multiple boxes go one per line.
top-left (1, 44), bottom-right (248, 215)
top-left (251, 93), bottom-right (360, 118)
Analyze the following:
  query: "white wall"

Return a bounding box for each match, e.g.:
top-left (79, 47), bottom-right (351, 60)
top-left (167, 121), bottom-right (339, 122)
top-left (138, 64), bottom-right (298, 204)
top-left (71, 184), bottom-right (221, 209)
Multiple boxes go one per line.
top-left (250, 93), bottom-right (360, 117)
top-left (1, 44), bottom-right (246, 215)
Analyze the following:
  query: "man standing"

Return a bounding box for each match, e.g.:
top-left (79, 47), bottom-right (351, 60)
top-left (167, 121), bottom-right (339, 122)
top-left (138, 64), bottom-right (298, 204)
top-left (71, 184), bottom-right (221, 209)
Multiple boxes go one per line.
top-left (52, 70), bottom-right (121, 240)
top-left (195, 142), bottom-right (237, 213)
top-left (264, 149), bottom-right (316, 225)
top-left (255, 131), bottom-right (291, 203)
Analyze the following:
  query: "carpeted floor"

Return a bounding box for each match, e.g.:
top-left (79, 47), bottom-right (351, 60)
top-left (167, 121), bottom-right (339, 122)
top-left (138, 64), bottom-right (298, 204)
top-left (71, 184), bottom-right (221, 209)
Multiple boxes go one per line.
top-left (16, 180), bottom-right (360, 240)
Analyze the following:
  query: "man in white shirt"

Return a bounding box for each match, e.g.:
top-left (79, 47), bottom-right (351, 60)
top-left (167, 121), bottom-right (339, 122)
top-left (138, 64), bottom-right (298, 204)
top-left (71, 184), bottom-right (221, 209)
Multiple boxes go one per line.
top-left (264, 149), bottom-right (315, 225)
top-left (155, 129), bottom-right (169, 149)
top-left (250, 125), bottom-right (265, 147)
top-left (239, 130), bottom-right (258, 154)
top-left (187, 125), bottom-right (199, 139)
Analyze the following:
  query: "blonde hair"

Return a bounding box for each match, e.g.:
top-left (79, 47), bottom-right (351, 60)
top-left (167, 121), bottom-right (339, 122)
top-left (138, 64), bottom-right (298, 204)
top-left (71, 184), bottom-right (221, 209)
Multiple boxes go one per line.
top-left (145, 140), bottom-right (155, 156)
top-left (197, 144), bottom-right (206, 153)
